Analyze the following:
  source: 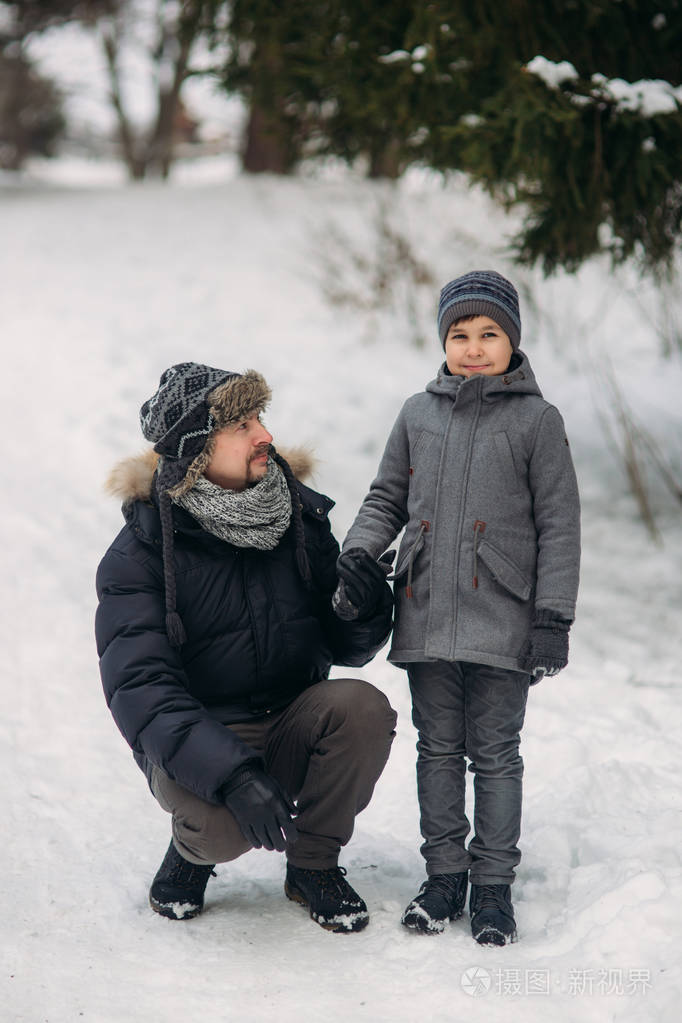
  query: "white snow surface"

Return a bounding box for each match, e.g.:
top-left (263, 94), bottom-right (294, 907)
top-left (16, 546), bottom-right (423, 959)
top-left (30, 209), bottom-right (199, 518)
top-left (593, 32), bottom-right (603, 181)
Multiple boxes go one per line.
top-left (2, 161), bottom-right (682, 1023)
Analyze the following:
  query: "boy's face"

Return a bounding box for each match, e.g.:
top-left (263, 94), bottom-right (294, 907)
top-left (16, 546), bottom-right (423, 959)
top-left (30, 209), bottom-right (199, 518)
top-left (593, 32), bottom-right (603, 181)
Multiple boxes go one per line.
top-left (445, 315), bottom-right (513, 378)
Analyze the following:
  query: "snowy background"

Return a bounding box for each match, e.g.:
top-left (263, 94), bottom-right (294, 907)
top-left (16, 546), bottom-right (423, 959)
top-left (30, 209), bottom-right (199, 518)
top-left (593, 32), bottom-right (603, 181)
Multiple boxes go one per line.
top-left (2, 143), bottom-right (682, 1021)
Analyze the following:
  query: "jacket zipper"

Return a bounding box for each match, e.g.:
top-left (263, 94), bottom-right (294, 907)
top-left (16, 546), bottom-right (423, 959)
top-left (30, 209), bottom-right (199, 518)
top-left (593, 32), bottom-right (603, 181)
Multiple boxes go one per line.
top-left (241, 554), bottom-right (262, 677)
top-left (449, 381), bottom-right (482, 651)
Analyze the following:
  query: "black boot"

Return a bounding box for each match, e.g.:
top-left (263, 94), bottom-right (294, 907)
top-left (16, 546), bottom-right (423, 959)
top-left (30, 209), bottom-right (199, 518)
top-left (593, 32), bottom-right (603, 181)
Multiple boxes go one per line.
top-left (285, 863), bottom-right (369, 933)
top-left (149, 841), bottom-right (216, 920)
top-left (401, 872), bottom-right (469, 934)
top-left (470, 883), bottom-right (517, 945)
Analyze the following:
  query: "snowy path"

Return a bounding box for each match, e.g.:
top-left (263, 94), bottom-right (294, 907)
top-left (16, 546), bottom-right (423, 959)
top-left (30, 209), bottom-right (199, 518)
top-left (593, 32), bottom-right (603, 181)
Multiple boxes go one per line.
top-left (2, 169), bottom-right (681, 1022)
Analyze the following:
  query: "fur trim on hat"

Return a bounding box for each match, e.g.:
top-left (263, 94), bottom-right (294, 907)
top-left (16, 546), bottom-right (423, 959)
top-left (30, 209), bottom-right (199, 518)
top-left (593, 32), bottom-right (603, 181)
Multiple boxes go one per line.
top-left (211, 369), bottom-right (272, 428)
top-left (105, 445), bottom-right (314, 504)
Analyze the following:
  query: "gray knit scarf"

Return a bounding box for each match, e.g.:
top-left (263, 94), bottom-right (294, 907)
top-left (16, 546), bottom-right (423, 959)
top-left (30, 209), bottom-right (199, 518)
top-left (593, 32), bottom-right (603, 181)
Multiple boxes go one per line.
top-left (174, 457), bottom-right (292, 549)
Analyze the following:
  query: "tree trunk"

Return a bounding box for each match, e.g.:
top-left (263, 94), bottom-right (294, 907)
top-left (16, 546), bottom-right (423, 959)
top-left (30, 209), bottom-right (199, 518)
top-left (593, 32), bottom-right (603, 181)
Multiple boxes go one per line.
top-left (368, 137), bottom-right (403, 179)
top-left (242, 100), bottom-right (294, 174)
top-left (101, 5), bottom-right (199, 181)
top-left (101, 27), bottom-right (146, 179)
top-left (0, 57), bottom-right (26, 170)
top-left (146, 21), bottom-right (195, 179)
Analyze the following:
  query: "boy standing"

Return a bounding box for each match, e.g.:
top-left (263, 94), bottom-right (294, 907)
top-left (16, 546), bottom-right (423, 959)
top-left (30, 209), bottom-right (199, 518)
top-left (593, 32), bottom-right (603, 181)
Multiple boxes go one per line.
top-left (335, 270), bottom-right (580, 945)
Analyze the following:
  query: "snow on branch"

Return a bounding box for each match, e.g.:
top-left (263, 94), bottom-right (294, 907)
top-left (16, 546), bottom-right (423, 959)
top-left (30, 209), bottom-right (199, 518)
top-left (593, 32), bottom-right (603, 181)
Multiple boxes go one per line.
top-left (525, 56), bottom-right (682, 117)
top-left (591, 75), bottom-right (682, 116)
top-left (378, 45), bottom-right (431, 72)
top-left (525, 56), bottom-right (579, 88)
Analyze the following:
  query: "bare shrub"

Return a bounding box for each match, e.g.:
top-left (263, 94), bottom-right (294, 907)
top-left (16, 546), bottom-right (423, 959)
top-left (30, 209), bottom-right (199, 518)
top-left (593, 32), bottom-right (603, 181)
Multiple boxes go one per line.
top-left (592, 361), bottom-right (682, 543)
top-left (312, 198), bottom-right (435, 347)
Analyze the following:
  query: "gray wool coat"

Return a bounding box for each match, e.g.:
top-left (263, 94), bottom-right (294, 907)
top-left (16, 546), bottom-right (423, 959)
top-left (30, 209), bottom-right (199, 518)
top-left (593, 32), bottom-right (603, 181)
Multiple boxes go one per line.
top-left (343, 353), bottom-right (581, 672)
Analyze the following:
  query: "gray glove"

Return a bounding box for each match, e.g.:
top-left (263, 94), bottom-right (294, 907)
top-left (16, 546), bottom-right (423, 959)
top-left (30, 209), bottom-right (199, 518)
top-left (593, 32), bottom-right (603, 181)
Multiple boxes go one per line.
top-left (221, 764), bottom-right (298, 851)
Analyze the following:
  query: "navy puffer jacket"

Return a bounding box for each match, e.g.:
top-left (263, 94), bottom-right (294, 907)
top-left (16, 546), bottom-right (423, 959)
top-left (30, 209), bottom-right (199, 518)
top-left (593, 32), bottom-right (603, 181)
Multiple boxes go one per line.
top-left (95, 452), bottom-right (392, 806)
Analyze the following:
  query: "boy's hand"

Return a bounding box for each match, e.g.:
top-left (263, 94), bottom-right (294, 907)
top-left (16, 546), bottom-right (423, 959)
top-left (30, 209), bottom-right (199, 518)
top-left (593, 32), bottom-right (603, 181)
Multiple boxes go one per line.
top-left (333, 549), bottom-right (395, 621)
top-left (522, 609), bottom-right (572, 681)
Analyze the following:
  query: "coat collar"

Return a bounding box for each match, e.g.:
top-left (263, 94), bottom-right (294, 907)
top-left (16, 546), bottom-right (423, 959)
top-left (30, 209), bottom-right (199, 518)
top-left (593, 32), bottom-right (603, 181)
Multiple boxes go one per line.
top-left (426, 350), bottom-right (543, 403)
top-left (106, 446), bottom-right (316, 505)
top-left (115, 449), bottom-right (332, 548)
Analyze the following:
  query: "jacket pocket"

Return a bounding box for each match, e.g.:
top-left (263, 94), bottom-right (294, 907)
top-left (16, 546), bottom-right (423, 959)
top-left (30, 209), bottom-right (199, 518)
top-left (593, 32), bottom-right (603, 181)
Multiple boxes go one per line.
top-left (493, 431), bottom-right (522, 495)
top-left (391, 523), bottom-right (429, 600)
top-left (391, 530), bottom-right (426, 579)
top-left (409, 430), bottom-right (438, 472)
top-left (476, 538), bottom-right (532, 601)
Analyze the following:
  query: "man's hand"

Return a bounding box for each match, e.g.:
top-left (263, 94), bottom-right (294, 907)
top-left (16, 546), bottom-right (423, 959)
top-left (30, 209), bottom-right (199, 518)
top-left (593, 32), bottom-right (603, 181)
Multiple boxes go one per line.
top-left (522, 609), bottom-right (572, 680)
top-left (332, 548), bottom-right (395, 621)
top-left (221, 765), bottom-right (298, 851)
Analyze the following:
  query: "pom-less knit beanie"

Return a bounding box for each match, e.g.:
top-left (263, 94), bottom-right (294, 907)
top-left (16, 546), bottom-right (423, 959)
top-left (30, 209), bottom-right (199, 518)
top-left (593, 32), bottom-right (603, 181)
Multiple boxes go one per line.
top-left (438, 270), bottom-right (521, 350)
top-left (139, 362), bottom-right (310, 648)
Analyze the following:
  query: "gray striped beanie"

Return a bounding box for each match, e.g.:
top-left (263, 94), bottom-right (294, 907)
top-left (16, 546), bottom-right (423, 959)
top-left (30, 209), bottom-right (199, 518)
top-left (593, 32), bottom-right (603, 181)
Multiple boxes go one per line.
top-left (438, 270), bottom-right (521, 350)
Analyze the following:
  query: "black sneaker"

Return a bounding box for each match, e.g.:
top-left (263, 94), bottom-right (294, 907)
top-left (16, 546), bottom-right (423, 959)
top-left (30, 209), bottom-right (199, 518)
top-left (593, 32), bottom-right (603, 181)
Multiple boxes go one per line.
top-left (401, 872), bottom-right (469, 934)
top-left (470, 883), bottom-right (517, 945)
top-left (149, 841), bottom-right (216, 920)
top-left (285, 863), bottom-right (369, 933)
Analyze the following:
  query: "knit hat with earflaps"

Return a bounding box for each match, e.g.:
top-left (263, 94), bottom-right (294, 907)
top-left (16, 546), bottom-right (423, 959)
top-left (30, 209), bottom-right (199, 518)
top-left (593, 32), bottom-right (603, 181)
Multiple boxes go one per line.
top-left (437, 270), bottom-right (521, 350)
top-left (139, 362), bottom-right (310, 648)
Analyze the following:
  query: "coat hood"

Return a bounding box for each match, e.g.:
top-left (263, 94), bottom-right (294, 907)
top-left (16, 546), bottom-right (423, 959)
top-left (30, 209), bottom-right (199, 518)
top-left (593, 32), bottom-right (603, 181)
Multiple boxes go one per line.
top-left (105, 445), bottom-right (316, 505)
top-left (426, 350), bottom-right (543, 403)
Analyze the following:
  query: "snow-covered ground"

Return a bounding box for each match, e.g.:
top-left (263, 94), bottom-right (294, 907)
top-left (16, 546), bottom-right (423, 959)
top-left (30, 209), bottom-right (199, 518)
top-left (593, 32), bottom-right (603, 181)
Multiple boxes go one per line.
top-left (2, 161), bottom-right (681, 1023)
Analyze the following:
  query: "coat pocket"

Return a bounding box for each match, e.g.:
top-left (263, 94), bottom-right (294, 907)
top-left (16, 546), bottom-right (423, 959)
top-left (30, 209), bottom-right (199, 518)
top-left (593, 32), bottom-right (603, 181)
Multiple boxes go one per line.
top-left (476, 538), bottom-right (532, 601)
top-left (391, 528), bottom-right (426, 580)
top-left (493, 431), bottom-right (522, 496)
top-left (409, 430), bottom-right (438, 472)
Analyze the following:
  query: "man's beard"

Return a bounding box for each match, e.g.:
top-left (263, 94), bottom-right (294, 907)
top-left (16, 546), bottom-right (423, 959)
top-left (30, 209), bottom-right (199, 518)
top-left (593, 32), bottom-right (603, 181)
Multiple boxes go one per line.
top-left (246, 446), bottom-right (270, 487)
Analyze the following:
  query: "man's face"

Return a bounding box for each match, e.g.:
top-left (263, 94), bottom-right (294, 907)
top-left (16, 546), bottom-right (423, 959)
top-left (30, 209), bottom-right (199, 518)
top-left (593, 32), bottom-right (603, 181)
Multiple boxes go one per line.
top-left (445, 315), bottom-right (513, 377)
top-left (204, 416), bottom-right (273, 491)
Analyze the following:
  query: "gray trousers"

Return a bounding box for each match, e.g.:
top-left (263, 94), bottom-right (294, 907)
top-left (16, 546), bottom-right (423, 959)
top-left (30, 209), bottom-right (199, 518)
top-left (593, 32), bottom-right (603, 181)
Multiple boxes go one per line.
top-left (150, 678), bottom-right (397, 870)
top-left (407, 660), bottom-right (529, 885)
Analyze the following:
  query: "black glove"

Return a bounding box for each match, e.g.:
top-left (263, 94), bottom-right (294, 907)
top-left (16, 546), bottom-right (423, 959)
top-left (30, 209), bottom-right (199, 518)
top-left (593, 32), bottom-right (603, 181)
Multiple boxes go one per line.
top-left (332, 548), bottom-right (396, 621)
top-left (522, 609), bottom-right (572, 680)
top-left (221, 764), bottom-right (298, 852)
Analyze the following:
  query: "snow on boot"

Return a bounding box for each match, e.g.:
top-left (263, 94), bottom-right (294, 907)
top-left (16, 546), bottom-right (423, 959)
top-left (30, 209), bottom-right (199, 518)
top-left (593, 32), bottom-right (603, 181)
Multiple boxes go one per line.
top-left (401, 872), bottom-right (469, 934)
top-left (285, 863), bottom-right (369, 933)
top-left (149, 840), bottom-right (216, 920)
top-left (469, 883), bottom-right (517, 945)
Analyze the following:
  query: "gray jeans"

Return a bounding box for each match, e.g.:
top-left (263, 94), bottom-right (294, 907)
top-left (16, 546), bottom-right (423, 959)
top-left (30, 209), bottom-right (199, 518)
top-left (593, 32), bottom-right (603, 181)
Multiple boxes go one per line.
top-left (150, 678), bottom-right (397, 870)
top-left (408, 660), bottom-right (529, 885)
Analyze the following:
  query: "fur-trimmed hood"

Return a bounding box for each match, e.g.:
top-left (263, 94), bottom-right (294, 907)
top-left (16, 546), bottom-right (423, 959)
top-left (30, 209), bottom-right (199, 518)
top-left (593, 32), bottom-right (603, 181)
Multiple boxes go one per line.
top-left (106, 446), bottom-right (315, 504)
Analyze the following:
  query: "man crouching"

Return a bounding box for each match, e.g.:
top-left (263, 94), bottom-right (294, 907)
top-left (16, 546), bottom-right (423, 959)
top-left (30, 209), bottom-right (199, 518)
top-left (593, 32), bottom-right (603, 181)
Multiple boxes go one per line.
top-left (95, 363), bottom-right (396, 933)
